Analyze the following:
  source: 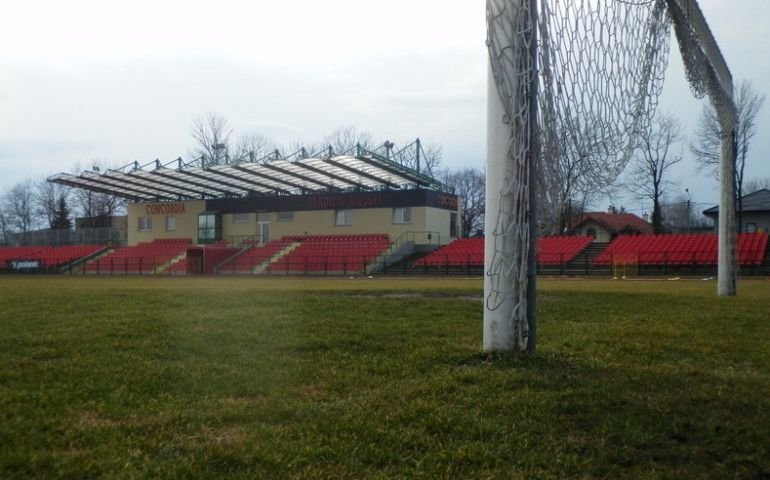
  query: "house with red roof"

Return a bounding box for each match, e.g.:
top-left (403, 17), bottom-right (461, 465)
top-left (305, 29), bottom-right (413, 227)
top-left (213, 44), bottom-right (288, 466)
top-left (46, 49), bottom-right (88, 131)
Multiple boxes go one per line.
top-left (570, 211), bottom-right (653, 243)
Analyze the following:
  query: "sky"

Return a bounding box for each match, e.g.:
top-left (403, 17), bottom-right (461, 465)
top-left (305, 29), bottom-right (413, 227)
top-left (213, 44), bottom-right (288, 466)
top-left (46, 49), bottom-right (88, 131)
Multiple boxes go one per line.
top-left (1, 0), bottom-right (768, 216)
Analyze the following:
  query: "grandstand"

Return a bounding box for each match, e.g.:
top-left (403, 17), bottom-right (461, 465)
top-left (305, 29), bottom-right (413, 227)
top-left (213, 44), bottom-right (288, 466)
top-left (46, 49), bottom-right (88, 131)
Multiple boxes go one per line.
top-left (2, 232), bottom-right (769, 276)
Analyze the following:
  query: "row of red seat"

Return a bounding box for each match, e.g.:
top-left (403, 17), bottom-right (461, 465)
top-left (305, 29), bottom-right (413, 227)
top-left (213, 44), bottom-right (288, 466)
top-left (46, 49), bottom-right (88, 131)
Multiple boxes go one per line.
top-left (537, 236), bottom-right (593, 265)
top-left (593, 233), bottom-right (768, 266)
top-left (271, 234), bottom-right (390, 272)
top-left (413, 233), bottom-right (769, 268)
top-left (219, 239), bottom-right (294, 273)
top-left (0, 245), bottom-right (104, 268)
top-left (414, 236), bottom-right (592, 267)
top-left (84, 239), bottom-right (191, 272)
top-left (283, 234), bottom-right (389, 243)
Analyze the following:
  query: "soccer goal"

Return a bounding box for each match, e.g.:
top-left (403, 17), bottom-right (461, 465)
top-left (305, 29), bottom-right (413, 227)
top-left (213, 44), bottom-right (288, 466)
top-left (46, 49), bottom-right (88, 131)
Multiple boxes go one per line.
top-left (484, 0), bottom-right (738, 352)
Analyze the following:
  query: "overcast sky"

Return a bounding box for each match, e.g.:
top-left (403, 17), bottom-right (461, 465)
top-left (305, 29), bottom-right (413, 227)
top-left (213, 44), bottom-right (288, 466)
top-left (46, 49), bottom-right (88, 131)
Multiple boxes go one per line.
top-left (1, 0), bottom-right (768, 215)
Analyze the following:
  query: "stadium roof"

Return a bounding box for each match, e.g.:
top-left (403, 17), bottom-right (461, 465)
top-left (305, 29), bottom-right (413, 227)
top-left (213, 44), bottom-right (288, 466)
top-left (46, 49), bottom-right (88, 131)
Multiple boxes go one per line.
top-left (48, 145), bottom-right (449, 202)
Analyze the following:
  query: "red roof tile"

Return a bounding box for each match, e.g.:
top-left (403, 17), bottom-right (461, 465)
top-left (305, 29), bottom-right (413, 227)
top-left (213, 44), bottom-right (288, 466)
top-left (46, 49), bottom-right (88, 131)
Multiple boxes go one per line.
top-left (571, 212), bottom-right (653, 235)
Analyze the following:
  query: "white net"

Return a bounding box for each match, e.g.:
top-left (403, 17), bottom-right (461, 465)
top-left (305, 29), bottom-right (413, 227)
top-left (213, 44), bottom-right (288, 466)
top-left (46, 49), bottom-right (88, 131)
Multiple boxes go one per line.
top-left (538, 0), bottom-right (672, 202)
top-left (485, 0), bottom-right (672, 350)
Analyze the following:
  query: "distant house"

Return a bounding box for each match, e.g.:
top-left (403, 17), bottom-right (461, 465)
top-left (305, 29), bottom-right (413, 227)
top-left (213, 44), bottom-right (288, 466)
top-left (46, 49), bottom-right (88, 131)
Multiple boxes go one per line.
top-left (703, 188), bottom-right (770, 233)
top-left (570, 212), bottom-right (653, 243)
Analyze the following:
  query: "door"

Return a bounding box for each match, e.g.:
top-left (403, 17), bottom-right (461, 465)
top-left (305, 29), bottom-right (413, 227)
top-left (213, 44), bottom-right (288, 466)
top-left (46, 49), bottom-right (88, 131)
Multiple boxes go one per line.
top-left (258, 222), bottom-right (270, 244)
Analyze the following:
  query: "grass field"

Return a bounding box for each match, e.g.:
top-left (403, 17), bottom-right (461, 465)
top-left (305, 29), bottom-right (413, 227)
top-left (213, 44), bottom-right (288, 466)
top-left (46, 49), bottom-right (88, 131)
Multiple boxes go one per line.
top-left (1, 275), bottom-right (768, 479)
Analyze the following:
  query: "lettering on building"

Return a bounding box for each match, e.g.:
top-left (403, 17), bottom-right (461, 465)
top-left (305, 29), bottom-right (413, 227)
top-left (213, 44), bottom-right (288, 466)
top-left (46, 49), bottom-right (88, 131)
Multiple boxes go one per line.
top-left (306, 193), bottom-right (382, 210)
top-left (145, 203), bottom-right (186, 215)
top-left (436, 195), bottom-right (458, 209)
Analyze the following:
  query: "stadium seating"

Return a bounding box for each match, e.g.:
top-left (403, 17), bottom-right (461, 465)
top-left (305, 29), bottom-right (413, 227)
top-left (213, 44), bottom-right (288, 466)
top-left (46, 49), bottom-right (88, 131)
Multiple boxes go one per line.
top-left (537, 236), bottom-right (593, 265)
top-left (413, 237), bottom-right (484, 268)
top-left (0, 245), bottom-right (104, 269)
top-left (84, 238), bottom-right (192, 274)
top-left (413, 236), bottom-right (592, 268)
top-left (593, 232), bottom-right (768, 266)
top-left (268, 234), bottom-right (390, 273)
top-left (216, 239), bottom-right (295, 273)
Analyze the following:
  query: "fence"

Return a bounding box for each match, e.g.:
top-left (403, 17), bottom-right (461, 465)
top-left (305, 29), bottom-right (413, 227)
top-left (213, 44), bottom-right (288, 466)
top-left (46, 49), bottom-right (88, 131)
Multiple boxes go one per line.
top-left (4, 227), bottom-right (126, 247)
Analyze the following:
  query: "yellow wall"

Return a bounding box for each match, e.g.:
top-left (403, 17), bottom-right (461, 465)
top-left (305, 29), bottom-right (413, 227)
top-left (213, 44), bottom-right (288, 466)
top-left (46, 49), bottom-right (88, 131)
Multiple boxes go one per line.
top-left (221, 207), bottom-right (454, 244)
top-left (126, 200), bottom-right (458, 246)
top-left (127, 200), bottom-right (206, 245)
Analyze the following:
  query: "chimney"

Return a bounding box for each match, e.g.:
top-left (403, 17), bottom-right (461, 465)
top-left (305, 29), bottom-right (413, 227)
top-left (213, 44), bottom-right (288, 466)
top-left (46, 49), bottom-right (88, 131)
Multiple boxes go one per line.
top-left (642, 212), bottom-right (649, 223)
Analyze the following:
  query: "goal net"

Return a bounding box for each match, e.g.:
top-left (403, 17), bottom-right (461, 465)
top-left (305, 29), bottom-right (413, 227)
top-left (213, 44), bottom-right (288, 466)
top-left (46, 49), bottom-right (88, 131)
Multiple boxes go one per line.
top-left (485, 0), bottom-right (736, 352)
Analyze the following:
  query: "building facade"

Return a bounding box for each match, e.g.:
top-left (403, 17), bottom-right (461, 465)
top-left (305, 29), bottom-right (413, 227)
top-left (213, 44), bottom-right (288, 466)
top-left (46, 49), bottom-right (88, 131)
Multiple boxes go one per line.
top-left (126, 189), bottom-right (459, 246)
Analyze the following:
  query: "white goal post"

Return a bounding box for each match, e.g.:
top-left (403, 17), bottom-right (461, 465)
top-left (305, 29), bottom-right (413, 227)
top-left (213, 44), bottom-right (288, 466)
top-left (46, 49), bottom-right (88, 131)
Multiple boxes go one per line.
top-left (484, 0), bottom-right (738, 353)
top-left (665, 0), bottom-right (738, 296)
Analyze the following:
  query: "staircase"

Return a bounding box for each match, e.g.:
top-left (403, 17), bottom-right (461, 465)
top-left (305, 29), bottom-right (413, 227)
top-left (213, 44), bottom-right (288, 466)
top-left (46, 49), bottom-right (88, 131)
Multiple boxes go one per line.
top-left (538, 242), bottom-right (610, 276)
top-left (253, 242), bottom-right (300, 274)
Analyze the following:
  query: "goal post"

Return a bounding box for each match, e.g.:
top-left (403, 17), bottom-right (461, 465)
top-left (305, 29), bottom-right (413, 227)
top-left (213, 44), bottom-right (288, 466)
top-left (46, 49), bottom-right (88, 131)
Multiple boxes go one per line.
top-left (484, 0), bottom-right (537, 352)
top-left (484, 0), bottom-right (738, 352)
top-left (665, 0), bottom-right (737, 296)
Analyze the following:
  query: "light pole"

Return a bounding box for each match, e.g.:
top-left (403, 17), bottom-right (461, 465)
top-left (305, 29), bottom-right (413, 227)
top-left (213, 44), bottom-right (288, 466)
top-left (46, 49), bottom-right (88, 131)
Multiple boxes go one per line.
top-left (685, 188), bottom-right (691, 233)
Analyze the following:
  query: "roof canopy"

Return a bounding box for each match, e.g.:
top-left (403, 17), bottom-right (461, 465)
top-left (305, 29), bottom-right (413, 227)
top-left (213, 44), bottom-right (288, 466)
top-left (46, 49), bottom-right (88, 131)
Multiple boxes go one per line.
top-left (48, 146), bottom-right (449, 202)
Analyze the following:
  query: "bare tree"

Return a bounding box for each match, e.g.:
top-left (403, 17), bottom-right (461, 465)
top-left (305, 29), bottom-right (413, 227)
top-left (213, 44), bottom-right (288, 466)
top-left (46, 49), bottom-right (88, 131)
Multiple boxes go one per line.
top-left (538, 119), bottom-right (614, 235)
top-left (743, 176), bottom-right (770, 195)
top-left (690, 80), bottom-right (766, 229)
top-left (0, 210), bottom-right (9, 244)
top-left (2, 179), bottom-right (37, 233)
top-left (190, 112), bottom-right (233, 167)
top-left (34, 178), bottom-right (70, 228)
top-left (322, 126), bottom-right (374, 155)
top-left (231, 132), bottom-right (275, 164)
top-left (443, 167), bottom-right (485, 237)
top-left (70, 161), bottom-right (126, 226)
top-left (628, 113), bottom-right (683, 233)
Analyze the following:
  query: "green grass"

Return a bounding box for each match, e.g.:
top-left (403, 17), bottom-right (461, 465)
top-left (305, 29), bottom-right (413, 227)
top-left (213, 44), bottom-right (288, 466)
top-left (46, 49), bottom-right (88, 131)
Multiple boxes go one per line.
top-left (0, 276), bottom-right (768, 479)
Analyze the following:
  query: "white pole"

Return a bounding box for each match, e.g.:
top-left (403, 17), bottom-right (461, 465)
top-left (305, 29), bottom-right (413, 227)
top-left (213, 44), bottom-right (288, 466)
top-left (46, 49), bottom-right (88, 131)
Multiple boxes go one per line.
top-left (484, 0), bottom-right (533, 352)
top-left (484, 64), bottom-right (519, 352)
top-left (718, 123), bottom-right (737, 296)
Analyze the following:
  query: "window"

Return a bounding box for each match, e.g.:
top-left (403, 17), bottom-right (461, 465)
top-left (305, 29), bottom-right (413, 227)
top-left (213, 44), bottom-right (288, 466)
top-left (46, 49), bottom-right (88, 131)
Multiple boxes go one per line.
top-left (233, 213), bottom-right (250, 223)
top-left (257, 212), bottom-right (271, 222)
top-left (745, 223), bottom-right (757, 233)
top-left (138, 217), bottom-right (152, 232)
top-left (450, 212), bottom-right (458, 238)
top-left (198, 213), bottom-right (221, 244)
top-left (165, 216), bottom-right (176, 231)
top-left (277, 211), bottom-right (294, 222)
top-left (392, 207), bottom-right (412, 224)
top-left (335, 209), bottom-right (352, 226)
